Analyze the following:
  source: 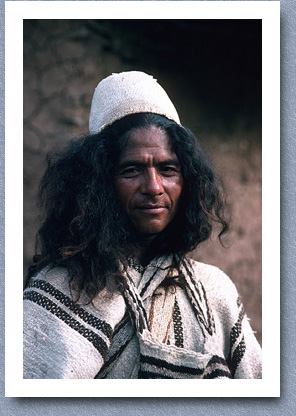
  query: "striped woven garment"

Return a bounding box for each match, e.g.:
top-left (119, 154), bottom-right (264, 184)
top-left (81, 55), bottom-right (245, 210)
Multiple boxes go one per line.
top-left (23, 256), bottom-right (262, 379)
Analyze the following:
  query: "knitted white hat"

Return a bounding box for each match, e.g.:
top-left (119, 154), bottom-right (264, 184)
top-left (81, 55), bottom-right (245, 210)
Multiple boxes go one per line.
top-left (89, 71), bottom-right (180, 134)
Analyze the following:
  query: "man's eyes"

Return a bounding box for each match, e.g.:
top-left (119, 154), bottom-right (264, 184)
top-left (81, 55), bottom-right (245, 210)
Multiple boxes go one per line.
top-left (116, 165), bottom-right (181, 177)
top-left (115, 167), bottom-right (141, 177)
top-left (160, 166), bottom-right (179, 174)
top-left (120, 167), bottom-right (140, 176)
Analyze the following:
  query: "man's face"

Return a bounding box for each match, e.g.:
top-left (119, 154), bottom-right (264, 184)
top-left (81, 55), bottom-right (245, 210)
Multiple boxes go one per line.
top-left (114, 126), bottom-right (183, 238)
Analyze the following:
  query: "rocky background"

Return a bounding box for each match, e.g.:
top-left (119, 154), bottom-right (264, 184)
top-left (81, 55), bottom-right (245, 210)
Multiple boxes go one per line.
top-left (23, 20), bottom-right (262, 344)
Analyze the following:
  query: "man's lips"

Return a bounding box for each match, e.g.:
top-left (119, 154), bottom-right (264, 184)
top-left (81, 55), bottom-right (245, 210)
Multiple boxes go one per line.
top-left (136, 204), bottom-right (167, 214)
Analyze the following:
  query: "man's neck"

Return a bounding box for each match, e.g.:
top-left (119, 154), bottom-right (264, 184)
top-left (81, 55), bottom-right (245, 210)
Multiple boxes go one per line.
top-left (133, 234), bottom-right (158, 266)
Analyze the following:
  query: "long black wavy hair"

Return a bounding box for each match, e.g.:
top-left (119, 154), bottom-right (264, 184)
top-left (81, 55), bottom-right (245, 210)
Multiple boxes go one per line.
top-left (28, 113), bottom-right (228, 299)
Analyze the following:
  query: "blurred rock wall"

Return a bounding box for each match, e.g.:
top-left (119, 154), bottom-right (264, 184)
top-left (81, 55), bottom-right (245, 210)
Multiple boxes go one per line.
top-left (23, 20), bottom-right (262, 344)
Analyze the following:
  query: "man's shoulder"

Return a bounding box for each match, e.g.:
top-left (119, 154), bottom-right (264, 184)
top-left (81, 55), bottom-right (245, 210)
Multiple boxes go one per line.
top-left (186, 257), bottom-right (227, 279)
top-left (185, 257), bottom-right (237, 294)
top-left (26, 266), bottom-right (71, 295)
top-left (185, 258), bottom-right (240, 314)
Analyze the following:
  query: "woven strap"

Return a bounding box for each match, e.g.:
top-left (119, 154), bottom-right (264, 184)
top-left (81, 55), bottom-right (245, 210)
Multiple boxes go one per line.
top-left (148, 286), bottom-right (176, 344)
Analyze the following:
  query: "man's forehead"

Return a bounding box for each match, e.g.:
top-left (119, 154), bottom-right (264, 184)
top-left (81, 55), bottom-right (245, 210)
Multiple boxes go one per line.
top-left (118, 128), bottom-right (177, 163)
top-left (123, 126), bottom-right (173, 150)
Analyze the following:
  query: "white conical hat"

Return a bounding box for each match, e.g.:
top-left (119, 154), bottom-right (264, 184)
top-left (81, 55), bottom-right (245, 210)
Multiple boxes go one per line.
top-left (89, 71), bottom-right (180, 134)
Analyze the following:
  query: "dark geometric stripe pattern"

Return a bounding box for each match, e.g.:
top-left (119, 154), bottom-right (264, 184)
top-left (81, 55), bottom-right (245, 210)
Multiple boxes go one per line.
top-left (227, 297), bottom-right (246, 376)
top-left (230, 298), bottom-right (245, 346)
top-left (27, 279), bottom-right (113, 338)
top-left (139, 354), bottom-right (204, 378)
top-left (24, 291), bottom-right (109, 358)
top-left (172, 298), bottom-right (184, 348)
top-left (139, 353), bottom-right (232, 379)
top-left (202, 355), bottom-right (232, 379)
top-left (231, 336), bottom-right (246, 374)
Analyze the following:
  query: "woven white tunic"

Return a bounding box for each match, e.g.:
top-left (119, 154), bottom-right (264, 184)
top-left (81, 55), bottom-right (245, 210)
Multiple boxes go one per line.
top-left (23, 256), bottom-right (262, 379)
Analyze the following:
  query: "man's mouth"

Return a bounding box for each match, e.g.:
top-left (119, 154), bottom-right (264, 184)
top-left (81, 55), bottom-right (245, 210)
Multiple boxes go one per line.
top-left (137, 204), bottom-right (167, 214)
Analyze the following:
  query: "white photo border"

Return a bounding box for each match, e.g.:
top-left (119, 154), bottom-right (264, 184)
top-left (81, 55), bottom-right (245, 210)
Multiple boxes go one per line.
top-left (5, 0), bottom-right (280, 397)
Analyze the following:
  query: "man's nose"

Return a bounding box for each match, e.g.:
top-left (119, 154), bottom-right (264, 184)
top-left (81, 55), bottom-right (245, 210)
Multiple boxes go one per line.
top-left (141, 168), bottom-right (164, 196)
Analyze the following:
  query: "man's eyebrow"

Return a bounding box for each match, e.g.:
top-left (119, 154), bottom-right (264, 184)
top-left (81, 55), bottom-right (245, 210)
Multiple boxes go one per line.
top-left (117, 159), bottom-right (181, 169)
top-left (159, 159), bottom-right (181, 166)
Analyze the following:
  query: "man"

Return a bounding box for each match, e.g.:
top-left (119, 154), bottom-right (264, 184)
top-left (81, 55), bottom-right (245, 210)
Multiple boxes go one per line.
top-left (23, 71), bottom-right (262, 379)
